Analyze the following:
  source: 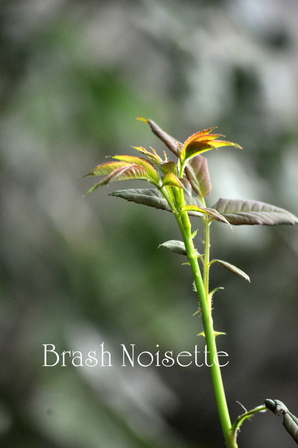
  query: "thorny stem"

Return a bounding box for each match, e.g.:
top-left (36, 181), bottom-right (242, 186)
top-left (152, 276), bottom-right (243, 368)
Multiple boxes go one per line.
top-left (170, 186), bottom-right (236, 448)
top-left (230, 405), bottom-right (267, 446)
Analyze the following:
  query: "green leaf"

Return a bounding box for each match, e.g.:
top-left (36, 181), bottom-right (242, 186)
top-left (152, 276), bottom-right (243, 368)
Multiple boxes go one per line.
top-left (112, 155), bottom-right (160, 183)
top-left (159, 240), bottom-right (201, 257)
top-left (110, 188), bottom-right (172, 211)
top-left (158, 240), bottom-right (187, 255)
top-left (185, 155), bottom-right (211, 198)
top-left (110, 188), bottom-right (205, 213)
top-left (212, 198), bottom-right (298, 226)
top-left (137, 117), bottom-right (182, 156)
top-left (212, 259), bottom-right (250, 282)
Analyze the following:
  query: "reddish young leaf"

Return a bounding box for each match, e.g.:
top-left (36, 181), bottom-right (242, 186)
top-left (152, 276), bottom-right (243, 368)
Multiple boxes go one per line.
top-left (133, 146), bottom-right (163, 164)
top-left (85, 164), bottom-right (151, 195)
top-left (137, 117), bottom-right (182, 156)
top-left (181, 128), bottom-right (242, 164)
top-left (83, 161), bottom-right (133, 177)
top-left (112, 155), bottom-right (160, 183)
top-left (185, 155), bottom-right (212, 198)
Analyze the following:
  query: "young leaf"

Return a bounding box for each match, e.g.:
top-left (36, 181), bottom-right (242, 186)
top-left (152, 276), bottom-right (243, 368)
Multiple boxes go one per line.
top-left (212, 259), bottom-right (250, 282)
top-left (158, 240), bottom-right (187, 255)
top-left (85, 164), bottom-right (155, 195)
top-left (212, 198), bottom-right (298, 226)
top-left (112, 155), bottom-right (160, 183)
top-left (158, 161), bottom-right (177, 174)
top-left (162, 172), bottom-right (183, 188)
top-left (181, 128), bottom-right (242, 164)
top-left (133, 146), bottom-right (163, 164)
top-left (137, 117), bottom-right (182, 156)
top-left (185, 154), bottom-right (212, 198)
top-left (97, 164), bottom-right (150, 185)
top-left (83, 161), bottom-right (135, 177)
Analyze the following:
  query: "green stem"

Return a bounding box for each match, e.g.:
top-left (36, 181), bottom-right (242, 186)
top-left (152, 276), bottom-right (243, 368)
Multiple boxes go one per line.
top-left (230, 405), bottom-right (267, 445)
top-left (174, 207), bottom-right (236, 448)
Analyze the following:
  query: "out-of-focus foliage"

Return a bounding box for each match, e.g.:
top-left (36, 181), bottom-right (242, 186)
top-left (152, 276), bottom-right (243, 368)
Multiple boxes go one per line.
top-left (1, 1), bottom-right (298, 447)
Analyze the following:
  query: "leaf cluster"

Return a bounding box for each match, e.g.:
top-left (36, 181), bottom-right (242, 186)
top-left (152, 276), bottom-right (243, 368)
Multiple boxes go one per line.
top-left (83, 118), bottom-right (298, 283)
top-left (84, 117), bottom-right (297, 226)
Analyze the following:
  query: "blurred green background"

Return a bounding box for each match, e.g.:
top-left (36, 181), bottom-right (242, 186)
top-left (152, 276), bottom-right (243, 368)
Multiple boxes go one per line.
top-left (1, 0), bottom-right (298, 447)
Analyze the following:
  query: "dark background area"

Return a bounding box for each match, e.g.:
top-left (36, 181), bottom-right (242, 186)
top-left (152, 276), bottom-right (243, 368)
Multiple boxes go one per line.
top-left (1, 0), bottom-right (298, 447)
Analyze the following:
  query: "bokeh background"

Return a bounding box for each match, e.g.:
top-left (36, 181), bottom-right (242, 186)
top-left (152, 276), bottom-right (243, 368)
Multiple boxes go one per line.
top-left (1, 0), bottom-right (298, 447)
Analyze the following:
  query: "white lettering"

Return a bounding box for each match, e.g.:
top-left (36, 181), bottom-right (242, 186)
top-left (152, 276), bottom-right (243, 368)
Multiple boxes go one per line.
top-left (176, 351), bottom-right (192, 367)
top-left (43, 344), bottom-right (59, 367)
top-left (100, 342), bottom-right (112, 367)
top-left (137, 351), bottom-right (154, 367)
top-left (121, 344), bottom-right (135, 366)
top-left (214, 351), bottom-right (229, 367)
top-left (86, 351), bottom-right (98, 367)
top-left (162, 351), bottom-right (175, 367)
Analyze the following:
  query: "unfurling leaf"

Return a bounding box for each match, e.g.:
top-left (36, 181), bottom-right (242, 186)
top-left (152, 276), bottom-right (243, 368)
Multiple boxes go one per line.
top-left (137, 117), bottom-right (182, 156)
top-left (212, 259), bottom-right (250, 282)
top-left (83, 161), bottom-right (134, 177)
top-left (180, 128), bottom-right (242, 165)
top-left (185, 155), bottom-right (212, 198)
top-left (212, 198), bottom-right (298, 226)
top-left (159, 240), bottom-right (187, 255)
top-left (132, 146), bottom-right (163, 165)
top-left (112, 155), bottom-right (160, 183)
